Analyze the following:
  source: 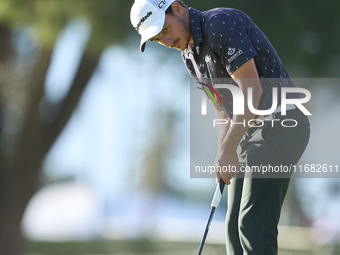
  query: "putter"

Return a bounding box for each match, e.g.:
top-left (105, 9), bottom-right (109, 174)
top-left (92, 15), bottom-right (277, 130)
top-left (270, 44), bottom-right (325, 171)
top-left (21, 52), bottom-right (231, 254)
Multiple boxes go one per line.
top-left (197, 179), bottom-right (226, 255)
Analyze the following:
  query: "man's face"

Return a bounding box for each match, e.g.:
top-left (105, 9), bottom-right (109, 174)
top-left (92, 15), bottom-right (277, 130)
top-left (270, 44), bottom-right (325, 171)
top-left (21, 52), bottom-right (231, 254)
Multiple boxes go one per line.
top-left (150, 12), bottom-right (191, 51)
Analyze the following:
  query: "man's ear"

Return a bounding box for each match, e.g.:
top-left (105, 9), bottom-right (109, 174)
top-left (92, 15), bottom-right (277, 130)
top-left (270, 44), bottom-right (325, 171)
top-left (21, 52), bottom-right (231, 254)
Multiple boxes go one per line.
top-left (171, 2), bottom-right (184, 16)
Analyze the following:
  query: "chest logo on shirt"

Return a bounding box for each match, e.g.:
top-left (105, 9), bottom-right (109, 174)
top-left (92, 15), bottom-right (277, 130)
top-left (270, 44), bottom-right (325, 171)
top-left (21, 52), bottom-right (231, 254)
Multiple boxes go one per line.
top-left (227, 47), bottom-right (236, 55)
top-left (205, 55), bottom-right (212, 63)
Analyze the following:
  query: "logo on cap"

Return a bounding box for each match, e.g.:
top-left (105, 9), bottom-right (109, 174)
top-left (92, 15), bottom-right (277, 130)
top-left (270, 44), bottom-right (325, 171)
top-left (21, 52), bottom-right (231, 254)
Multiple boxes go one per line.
top-left (158, 0), bottom-right (167, 9)
top-left (135, 11), bottom-right (153, 32)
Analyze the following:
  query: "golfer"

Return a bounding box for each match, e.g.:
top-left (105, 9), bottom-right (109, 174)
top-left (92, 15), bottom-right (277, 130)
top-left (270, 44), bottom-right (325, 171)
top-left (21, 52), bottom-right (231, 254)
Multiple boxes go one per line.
top-left (130, 0), bottom-right (310, 254)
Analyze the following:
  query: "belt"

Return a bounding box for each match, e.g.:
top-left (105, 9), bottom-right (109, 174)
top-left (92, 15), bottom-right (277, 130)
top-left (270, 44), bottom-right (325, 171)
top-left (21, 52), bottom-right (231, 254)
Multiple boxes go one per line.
top-left (255, 104), bottom-right (296, 124)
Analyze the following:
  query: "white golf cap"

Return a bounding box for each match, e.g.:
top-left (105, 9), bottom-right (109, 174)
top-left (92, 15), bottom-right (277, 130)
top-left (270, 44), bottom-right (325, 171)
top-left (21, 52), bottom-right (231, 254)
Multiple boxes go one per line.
top-left (130, 0), bottom-right (176, 52)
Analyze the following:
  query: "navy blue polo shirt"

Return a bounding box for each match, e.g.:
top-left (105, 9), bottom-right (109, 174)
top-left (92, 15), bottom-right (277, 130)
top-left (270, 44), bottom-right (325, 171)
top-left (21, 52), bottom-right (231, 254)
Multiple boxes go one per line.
top-left (182, 8), bottom-right (297, 118)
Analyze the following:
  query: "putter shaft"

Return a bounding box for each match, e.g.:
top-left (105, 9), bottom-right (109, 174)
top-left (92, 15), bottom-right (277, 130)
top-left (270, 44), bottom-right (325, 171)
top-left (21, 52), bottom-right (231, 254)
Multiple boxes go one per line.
top-left (197, 206), bottom-right (216, 255)
top-left (197, 180), bottom-right (225, 255)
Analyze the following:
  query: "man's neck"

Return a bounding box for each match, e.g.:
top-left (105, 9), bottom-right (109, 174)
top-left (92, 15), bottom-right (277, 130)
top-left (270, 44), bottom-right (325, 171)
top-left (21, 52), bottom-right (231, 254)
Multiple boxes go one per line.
top-left (187, 34), bottom-right (194, 51)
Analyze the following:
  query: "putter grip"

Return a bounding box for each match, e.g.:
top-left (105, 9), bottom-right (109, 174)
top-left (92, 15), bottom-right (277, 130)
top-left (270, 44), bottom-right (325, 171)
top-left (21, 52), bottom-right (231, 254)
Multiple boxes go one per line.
top-left (211, 179), bottom-right (225, 208)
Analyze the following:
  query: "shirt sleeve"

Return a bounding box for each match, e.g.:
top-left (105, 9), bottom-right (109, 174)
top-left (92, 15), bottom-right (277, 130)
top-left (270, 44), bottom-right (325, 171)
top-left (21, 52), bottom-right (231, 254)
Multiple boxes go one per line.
top-left (205, 13), bottom-right (258, 75)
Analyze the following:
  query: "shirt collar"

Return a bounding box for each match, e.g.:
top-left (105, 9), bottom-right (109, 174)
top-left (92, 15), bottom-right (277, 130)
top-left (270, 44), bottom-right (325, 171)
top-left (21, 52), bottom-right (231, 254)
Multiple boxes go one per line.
top-left (189, 8), bottom-right (204, 45)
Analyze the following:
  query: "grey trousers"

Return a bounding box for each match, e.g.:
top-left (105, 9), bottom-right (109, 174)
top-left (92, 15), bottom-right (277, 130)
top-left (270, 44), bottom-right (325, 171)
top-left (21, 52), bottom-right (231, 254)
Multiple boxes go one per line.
top-left (225, 108), bottom-right (310, 255)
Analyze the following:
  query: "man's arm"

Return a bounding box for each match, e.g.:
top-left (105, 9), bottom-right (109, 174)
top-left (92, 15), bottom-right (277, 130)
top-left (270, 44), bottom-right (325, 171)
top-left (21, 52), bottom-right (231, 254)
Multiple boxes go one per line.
top-left (215, 58), bottom-right (263, 184)
top-left (220, 58), bottom-right (263, 153)
top-left (209, 98), bottom-right (231, 147)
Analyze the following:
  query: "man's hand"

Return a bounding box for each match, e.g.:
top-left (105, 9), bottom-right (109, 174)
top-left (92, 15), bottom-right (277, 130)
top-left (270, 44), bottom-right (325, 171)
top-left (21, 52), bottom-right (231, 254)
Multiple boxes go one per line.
top-left (215, 150), bottom-right (239, 185)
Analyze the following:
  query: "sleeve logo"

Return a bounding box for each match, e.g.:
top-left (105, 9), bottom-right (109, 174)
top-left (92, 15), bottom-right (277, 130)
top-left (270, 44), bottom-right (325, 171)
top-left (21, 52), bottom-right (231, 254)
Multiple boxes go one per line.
top-left (227, 47), bottom-right (236, 55)
top-left (227, 49), bottom-right (243, 63)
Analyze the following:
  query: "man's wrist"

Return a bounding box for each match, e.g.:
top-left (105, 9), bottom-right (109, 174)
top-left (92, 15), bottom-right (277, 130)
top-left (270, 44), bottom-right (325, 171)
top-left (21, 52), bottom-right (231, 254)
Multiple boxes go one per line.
top-left (220, 146), bottom-right (237, 154)
top-left (220, 151), bottom-right (237, 155)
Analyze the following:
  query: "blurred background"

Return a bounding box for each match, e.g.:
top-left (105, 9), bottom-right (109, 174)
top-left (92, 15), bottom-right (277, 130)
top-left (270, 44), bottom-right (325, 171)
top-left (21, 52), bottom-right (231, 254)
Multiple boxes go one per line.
top-left (0, 0), bottom-right (340, 254)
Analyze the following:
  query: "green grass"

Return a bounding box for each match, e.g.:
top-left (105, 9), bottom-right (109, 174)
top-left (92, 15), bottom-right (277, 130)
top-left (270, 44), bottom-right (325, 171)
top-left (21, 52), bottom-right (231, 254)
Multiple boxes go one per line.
top-left (23, 239), bottom-right (340, 255)
top-left (24, 239), bottom-right (226, 255)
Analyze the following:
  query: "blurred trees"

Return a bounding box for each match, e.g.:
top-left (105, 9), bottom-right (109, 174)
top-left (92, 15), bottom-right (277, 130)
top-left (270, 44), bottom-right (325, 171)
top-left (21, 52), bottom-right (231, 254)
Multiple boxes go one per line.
top-left (1, 0), bottom-right (338, 77)
top-left (186, 0), bottom-right (340, 77)
top-left (0, 0), bottom-right (339, 254)
top-left (0, 1), bottom-right (130, 254)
